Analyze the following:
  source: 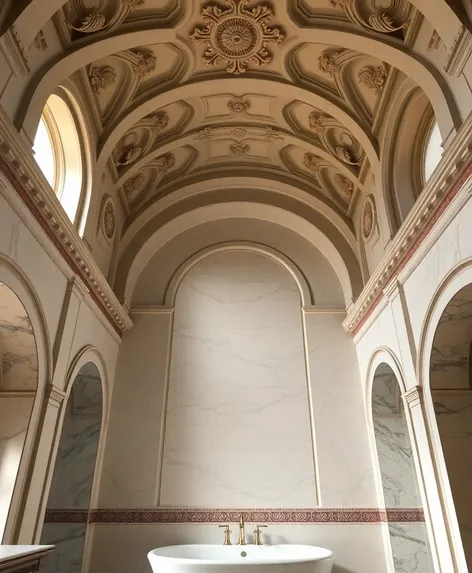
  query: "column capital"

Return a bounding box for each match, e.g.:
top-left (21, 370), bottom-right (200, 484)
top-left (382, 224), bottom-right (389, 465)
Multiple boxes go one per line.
top-left (402, 385), bottom-right (423, 408)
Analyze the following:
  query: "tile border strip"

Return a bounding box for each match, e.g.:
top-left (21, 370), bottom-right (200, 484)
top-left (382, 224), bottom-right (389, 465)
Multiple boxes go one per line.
top-left (44, 508), bottom-right (425, 524)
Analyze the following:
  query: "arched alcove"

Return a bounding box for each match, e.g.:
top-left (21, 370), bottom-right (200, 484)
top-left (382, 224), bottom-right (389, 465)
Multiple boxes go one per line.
top-left (159, 248), bottom-right (318, 507)
top-left (371, 362), bottom-right (434, 572)
top-left (0, 282), bottom-right (38, 542)
top-left (429, 283), bottom-right (472, 569)
top-left (40, 361), bottom-right (103, 573)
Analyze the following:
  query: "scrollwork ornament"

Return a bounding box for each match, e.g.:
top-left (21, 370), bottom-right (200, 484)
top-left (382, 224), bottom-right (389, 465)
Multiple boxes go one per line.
top-left (124, 174), bottom-right (145, 201)
top-left (304, 153), bottom-right (320, 175)
top-left (102, 198), bottom-right (116, 240)
top-left (328, 0), bottom-right (409, 35)
top-left (318, 51), bottom-right (342, 78)
top-left (115, 146), bottom-right (143, 167)
top-left (334, 174), bottom-right (354, 202)
top-left (362, 195), bottom-right (376, 240)
top-left (89, 65), bottom-right (116, 95)
top-left (66, 0), bottom-right (146, 35)
top-left (308, 112), bottom-right (328, 136)
top-left (190, 0), bottom-right (284, 74)
top-left (131, 51), bottom-right (156, 76)
top-left (335, 146), bottom-right (360, 166)
top-left (358, 64), bottom-right (387, 95)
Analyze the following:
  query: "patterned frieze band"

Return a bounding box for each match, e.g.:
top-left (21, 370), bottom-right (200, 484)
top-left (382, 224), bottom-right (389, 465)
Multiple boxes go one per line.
top-left (44, 508), bottom-right (425, 524)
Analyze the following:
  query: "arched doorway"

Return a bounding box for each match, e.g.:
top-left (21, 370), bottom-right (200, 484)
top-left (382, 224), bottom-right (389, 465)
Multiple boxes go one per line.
top-left (0, 281), bottom-right (38, 542)
top-left (40, 362), bottom-right (103, 573)
top-left (371, 363), bottom-right (434, 572)
top-left (429, 283), bottom-right (472, 569)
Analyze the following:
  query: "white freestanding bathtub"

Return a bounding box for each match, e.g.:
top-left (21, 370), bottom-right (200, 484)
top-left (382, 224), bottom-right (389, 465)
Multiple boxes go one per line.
top-left (148, 544), bottom-right (334, 572)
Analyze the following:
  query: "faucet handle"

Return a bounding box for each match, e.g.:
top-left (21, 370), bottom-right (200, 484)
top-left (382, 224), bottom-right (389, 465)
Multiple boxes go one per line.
top-left (253, 524), bottom-right (268, 545)
top-left (219, 524), bottom-right (232, 545)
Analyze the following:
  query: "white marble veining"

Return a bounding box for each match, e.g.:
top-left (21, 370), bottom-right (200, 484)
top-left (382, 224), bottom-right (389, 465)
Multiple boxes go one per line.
top-left (0, 397), bottom-right (34, 539)
top-left (432, 391), bottom-right (472, 566)
top-left (46, 364), bottom-right (102, 509)
top-left (0, 282), bottom-right (38, 391)
top-left (389, 523), bottom-right (434, 573)
top-left (39, 523), bottom-right (86, 573)
top-left (372, 365), bottom-right (434, 572)
top-left (304, 313), bottom-right (378, 507)
top-left (160, 251), bottom-right (317, 507)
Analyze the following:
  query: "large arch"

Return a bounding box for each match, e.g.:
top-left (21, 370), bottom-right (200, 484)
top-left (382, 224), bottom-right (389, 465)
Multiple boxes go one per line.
top-left (16, 29), bottom-right (461, 151)
top-left (122, 201), bottom-right (356, 309)
top-left (417, 259), bottom-right (472, 573)
top-left (0, 254), bottom-right (51, 543)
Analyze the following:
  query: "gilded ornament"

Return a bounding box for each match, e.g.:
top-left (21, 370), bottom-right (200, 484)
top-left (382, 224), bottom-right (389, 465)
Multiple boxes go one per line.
top-left (304, 153), bottom-right (320, 175)
top-left (132, 51), bottom-right (156, 76)
top-left (190, 0), bottom-right (283, 74)
top-left (89, 65), bottom-right (117, 95)
top-left (308, 112), bottom-right (328, 135)
top-left (228, 97), bottom-right (250, 113)
top-left (318, 51), bottom-right (342, 78)
top-left (358, 64), bottom-right (387, 95)
top-left (230, 142), bottom-right (250, 155)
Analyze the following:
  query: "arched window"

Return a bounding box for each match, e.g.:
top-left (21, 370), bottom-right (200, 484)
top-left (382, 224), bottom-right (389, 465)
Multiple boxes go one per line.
top-left (423, 121), bottom-right (443, 184)
top-left (33, 94), bottom-right (89, 234)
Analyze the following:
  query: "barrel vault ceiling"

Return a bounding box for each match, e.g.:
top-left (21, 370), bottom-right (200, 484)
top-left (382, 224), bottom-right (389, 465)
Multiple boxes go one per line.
top-left (40, 0), bottom-right (432, 235)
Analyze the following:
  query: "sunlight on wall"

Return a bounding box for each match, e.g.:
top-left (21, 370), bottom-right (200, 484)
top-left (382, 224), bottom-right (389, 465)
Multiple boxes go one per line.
top-left (424, 123), bottom-right (443, 183)
top-left (33, 95), bottom-right (84, 228)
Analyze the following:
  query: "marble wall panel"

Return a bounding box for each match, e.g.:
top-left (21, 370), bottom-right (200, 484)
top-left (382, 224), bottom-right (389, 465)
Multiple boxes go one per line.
top-left (432, 391), bottom-right (472, 567)
top-left (388, 523), bottom-right (434, 573)
top-left (39, 523), bottom-right (86, 573)
top-left (0, 396), bottom-right (34, 540)
top-left (160, 251), bottom-right (317, 508)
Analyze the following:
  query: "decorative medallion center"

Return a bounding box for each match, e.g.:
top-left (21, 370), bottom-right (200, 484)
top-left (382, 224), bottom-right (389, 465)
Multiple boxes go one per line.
top-left (191, 0), bottom-right (283, 74)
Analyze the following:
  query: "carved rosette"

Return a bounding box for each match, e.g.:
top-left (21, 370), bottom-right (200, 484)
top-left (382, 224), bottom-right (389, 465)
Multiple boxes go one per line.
top-left (362, 195), bottom-right (376, 240)
top-left (231, 128), bottom-right (248, 139)
top-left (89, 65), bottom-right (116, 95)
top-left (359, 64), bottom-right (387, 94)
top-left (196, 127), bottom-right (214, 140)
top-left (191, 0), bottom-right (284, 74)
top-left (101, 197), bottom-right (116, 240)
top-left (228, 96), bottom-right (250, 113)
top-left (265, 127), bottom-right (282, 141)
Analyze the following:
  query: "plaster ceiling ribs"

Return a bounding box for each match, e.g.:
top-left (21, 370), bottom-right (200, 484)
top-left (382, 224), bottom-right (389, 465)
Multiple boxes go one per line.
top-left (6, 0), bottom-right (465, 246)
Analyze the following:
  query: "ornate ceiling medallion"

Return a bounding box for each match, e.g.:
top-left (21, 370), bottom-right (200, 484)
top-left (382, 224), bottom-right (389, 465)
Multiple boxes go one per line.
top-left (191, 0), bottom-right (283, 74)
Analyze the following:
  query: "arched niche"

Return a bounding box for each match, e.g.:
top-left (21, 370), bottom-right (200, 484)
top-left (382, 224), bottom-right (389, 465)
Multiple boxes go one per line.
top-left (159, 248), bottom-right (318, 507)
top-left (0, 282), bottom-right (38, 542)
top-left (40, 361), bottom-right (103, 573)
top-left (371, 362), bottom-right (434, 572)
top-left (429, 282), bottom-right (472, 569)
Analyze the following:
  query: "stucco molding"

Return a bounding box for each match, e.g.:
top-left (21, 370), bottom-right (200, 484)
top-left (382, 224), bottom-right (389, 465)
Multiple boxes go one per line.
top-left (402, 385), bottom-right (423, 409)
top-left (343, 113), bottom-right (472, 335)
top-left (0, 25), bottom-right (30, 76)
top-left (0, 107), bottom-right (133, 336)
top-left (443, 26), bottom-right (472, 77)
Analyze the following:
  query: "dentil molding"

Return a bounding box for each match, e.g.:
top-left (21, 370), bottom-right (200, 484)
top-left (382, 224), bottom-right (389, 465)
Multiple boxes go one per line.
top-left (0, 107), bottom-right (133, 336)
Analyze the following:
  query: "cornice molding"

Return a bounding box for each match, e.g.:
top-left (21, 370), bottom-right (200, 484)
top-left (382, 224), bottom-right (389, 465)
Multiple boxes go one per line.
top-left (444, 26), bottom-right (472, 77)
top-left (343, 113), bottom-right (472, 335)
top-left (0, 25), bottom-right (30, 76)
top-left (0, 107), bottom-right (133, 336)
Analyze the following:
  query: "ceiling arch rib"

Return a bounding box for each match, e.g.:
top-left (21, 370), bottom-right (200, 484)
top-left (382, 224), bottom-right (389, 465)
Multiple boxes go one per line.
top-left (17, 22), bottom-right (461, 148)
top-left (118, 177), bottom-right (358, 258)
top-left (122, 201), bottom-right (357, 310)
top-left (111, 128), bottom-right (364, 194)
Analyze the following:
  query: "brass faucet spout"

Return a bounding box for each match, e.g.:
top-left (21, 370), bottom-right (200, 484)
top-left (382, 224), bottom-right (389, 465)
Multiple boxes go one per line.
top-left (238, 514), bottom-right (246, 545)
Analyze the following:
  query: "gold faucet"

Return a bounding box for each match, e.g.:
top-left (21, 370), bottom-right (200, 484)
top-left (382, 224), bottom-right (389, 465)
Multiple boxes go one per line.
top-left (253, 525), bottom-right (267, 545)
top-left (238, 514), bottom-right (246, 545)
